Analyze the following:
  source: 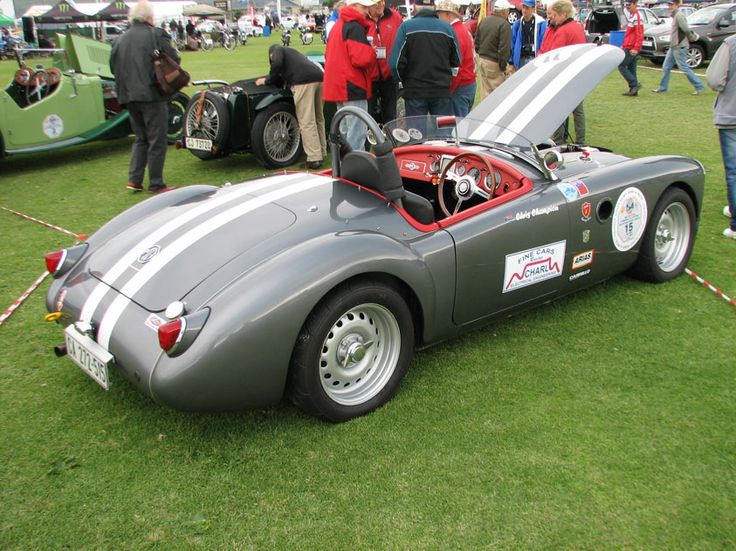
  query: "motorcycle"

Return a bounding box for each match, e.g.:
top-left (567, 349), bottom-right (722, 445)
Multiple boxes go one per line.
top-left (298, 26), bottom-right (313, 45)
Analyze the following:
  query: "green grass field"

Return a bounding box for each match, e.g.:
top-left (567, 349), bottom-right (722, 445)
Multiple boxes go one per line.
top-left (1, 35), bottom-right (734, 549)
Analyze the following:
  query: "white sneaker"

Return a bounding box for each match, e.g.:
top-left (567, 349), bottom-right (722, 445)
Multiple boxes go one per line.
top-left (724, 205), bottom-right (732, 218)
top-left (724, 228), bottom-right (736, 239)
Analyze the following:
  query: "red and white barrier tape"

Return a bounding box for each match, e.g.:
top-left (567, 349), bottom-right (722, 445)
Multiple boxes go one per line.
top-left (1, 206), bottom-right (88, 240)
top-left (0, 271), bottom-right (50, 326)
top-left (685, 268), bottom-right (736, 308)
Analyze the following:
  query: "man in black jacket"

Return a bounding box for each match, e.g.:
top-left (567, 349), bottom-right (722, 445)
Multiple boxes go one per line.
top-left (256, 45), bottom-right (326, 169)
top-left (110, 0), bottom-right (179, 193)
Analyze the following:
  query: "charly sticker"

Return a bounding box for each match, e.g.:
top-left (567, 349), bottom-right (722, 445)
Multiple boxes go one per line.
top-left (503, 240), bottom-right (566, 293)
top-left (612, 187), bottom-right (647, 251)
top-left (42, 114), bottom-right (64, 138)
top-left (572, 249), bottom-right (594, 269)
top-left (144, 313), bottom-right (165, 332)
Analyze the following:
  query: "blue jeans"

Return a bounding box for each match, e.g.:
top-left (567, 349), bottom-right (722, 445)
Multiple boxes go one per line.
top-left (450, 82), bottom-right (477, 118)
top-left (618, 49), bottom-right (639, 89)
top-left (719, 128), bottom-right (736, 231)
top-left (337, 100), bottom-right (368, 151)
top-left (658, 46), bottom-right (705, 92)
top-left (404, 97), bottom-right (454, 117)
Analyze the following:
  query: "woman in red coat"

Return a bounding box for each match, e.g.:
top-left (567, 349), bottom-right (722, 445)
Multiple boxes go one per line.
top-left (539, 0), bottom-right (586, 144)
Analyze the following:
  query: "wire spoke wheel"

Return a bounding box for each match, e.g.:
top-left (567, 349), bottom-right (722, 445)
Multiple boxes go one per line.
top-left (185, 97), bottom-right (220, 141)
top-left (319, 303), bottom-right (402, 406)
top-left (263, 111), bottom-right (300, 163)
top-left (654, 201), bottom-right (691, 273)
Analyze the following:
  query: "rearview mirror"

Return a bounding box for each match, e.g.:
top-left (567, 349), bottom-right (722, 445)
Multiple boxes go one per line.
top-left (543, 150), bottom-right (564, 172)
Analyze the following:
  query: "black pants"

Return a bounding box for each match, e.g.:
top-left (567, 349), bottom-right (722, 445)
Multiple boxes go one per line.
top-left (127, 101), bottom-right (168, 188)
top-left (369, 79), bottom-right (399, 124)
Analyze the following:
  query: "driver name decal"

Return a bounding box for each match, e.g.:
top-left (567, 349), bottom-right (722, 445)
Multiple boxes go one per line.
top-left (503, 240), bottom-right (566, 293)
top-left (42, 114), bottom-right (64, 139)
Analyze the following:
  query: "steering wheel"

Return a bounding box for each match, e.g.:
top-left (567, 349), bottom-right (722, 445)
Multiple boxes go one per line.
top-left (437, 152), bottom-right (497, 217)
top-left (28, 69), bottom-right (49, 102)
top-left (328, 105), bottom-right (389, 178)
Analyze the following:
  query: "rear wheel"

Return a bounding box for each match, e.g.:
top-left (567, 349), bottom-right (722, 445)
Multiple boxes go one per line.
top-left (288, 280), bottom-right (415, 422)
top-left (250, 102), bottom-right (302, 168)
top-left (166, 92), bottom-right (189, 142)
top-left (183, 92), bottom-right (230, 160)
top-left (630, 187), bottom-right (697, 283)
top-left (686, 43), bottom-right (705, 69)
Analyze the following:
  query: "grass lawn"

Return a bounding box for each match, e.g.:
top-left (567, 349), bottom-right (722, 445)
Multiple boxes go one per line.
top-left (0, 35), bottom-right (734, 549)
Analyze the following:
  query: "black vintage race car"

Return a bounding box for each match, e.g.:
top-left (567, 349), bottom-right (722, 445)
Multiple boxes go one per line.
top-left (181, 76), bottom-right (335, 168)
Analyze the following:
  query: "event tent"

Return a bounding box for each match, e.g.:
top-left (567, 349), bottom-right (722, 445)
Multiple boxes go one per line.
top-left (35, 0), bottom-right (90, 23)
top-left (94, 0), bottom-right (128, 21)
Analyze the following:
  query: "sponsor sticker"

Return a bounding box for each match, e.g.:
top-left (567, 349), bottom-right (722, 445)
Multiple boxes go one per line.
top-left (569, 268), bottom-right (591, 281)
top-left (581, 201), bottom-right (591, 222)
top-left (572, 249), bottom-right (594, 270)
top-left (42, 114), bottom-right (64, 138)
top-left (582, 229), bottom-right (591, 243)
top-left (612, 187), bottom-right (647, 251)
top-left (401, 160), bottom-right (426, 173)
top-left (503, 240), bottom-right (566, 293)
top-left (144, 313), bottom-right (165, 332)
top-left (557, 179), bottom-right (589, 202)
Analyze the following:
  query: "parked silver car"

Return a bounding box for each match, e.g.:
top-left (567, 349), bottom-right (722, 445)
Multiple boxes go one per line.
top-left (641, 3), bottom-right (736, 69)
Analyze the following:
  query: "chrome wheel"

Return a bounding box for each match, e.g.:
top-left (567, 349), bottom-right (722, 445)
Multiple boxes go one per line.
top-left (262, 111), bottom-right (300, 164)
top-left (319, 303), bottom-right (402, 406)
top-left (654, 201), bottom-right (691, 273)
top-left (185, 97), bottom-right (220, 141)
top-left (686, 45), bottom-right (704, 69)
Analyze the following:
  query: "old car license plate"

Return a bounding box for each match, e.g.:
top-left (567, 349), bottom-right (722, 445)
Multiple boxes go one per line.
top-left (64, 325), bottom-right (113, 390)
top-left (185, 137), bottom-right (212, 151)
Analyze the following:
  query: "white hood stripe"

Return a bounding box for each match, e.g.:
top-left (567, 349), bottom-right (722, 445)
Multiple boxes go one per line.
top-left (96, 175), bottom-right (330, 348)
top-left (495, 46), bottom-right (614, 144)
top-left (80, 173), bottom-right (306, 323)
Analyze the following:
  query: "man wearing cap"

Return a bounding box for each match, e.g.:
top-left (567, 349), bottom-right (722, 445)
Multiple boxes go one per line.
top-left (510, 0), bottom-right (546, 72)
top-left (324, 0), bottom-right (377, 151)
top-left (652, 0), bottom-right (705, 95)
top-left (367, 0), bottom-right (403, 123)
top-left (388, 0), bottom-right (461, 117)
top-left (436, 0), bottom-right (477, 116)
top-left (618, 0), bottom-right (643, 96)
top-left (475, 0), bottom-right (512, 99)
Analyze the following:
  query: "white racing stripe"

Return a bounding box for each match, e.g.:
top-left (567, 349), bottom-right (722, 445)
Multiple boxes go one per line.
top-left (96, 176), bottom-right (329, 349)
top-left (80, 173), bottom-right (306, 324)
top-left (495, 46), bottom-right (613, 144)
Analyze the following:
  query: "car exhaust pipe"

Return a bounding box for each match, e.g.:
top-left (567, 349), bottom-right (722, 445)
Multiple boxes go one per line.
top-left (54, 344), bottom-right (67, 357)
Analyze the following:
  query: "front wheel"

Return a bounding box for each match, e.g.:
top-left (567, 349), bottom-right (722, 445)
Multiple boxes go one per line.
top-left (288, 280), bottom-right (415, 422)
top-left (686, 44), bottom-right (705, 69)
top-left (250, 101), bottom-right (302, 168)
top-left (166, 92), bottom-right (189, 142)
top-left (630, 187), bottom-right (697, 283)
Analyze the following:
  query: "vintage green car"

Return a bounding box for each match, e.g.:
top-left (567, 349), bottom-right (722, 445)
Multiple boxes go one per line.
top-left (0, 34), bottom-right (188, 158)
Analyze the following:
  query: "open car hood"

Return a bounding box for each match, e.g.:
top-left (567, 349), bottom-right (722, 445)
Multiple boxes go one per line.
top-left (458, 44), bottom-right (624, 147)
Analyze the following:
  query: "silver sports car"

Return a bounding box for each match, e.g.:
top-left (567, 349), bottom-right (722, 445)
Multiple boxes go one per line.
top-left (44, 44), bottom-right (704, 422)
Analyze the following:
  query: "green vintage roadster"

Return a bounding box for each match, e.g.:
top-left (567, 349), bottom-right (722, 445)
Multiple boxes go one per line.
top-left (0, 34), bottom-right (188, 158)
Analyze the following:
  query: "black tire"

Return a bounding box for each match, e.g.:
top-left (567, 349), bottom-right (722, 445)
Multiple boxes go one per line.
top-left (183, 91), bottom-right (230, 160)
top-left (166, 91), bottom-right (189, 142)
top-left (250, 101), bottom-right (302, 168)
top-left (288, 279), bottom-right (415, 422)
top-left (686, 43), bottom-right (705, 69)
top-left (630, 187), bottom-right (697, 283)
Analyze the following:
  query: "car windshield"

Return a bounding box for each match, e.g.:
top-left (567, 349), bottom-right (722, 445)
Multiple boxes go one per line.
top-left (688, 5), bottom-right (729, 25)
top-left (381, 115), bottom-right (540, 167)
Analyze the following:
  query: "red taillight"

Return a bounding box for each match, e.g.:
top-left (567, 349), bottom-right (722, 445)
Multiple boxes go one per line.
top-left (158, 318), bottom-right (186, 353)
top-left (45, 250), bottom-right (67, 274)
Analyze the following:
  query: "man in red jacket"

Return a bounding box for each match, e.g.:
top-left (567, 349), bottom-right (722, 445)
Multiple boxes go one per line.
top-left (539, 0), bottom-right (586, 144)
top-left (367, 0), bottom-right (403, 123)
top-left (436, 0), bottom-right (476, 117)
top-left (324, 0), bottom-right (378, 151)
top-left (618, 0), bottom-right (644, 96)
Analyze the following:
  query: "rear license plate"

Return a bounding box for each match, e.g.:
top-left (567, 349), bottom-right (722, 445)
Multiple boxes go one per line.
top-left (185, 137), bottom-right (213, 151)
top-left (64, 325), bottom-right (113, 390)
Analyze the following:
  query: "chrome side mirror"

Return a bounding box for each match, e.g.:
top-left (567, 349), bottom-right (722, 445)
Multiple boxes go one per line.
top-left (543, 150), bottom-right (564, 172)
